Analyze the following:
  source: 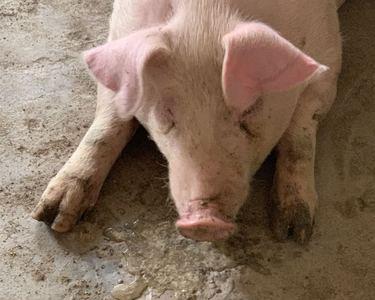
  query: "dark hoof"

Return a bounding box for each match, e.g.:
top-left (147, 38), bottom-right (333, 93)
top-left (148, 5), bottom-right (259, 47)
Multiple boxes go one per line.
top-left (271, 202), bottom-right (315, 245)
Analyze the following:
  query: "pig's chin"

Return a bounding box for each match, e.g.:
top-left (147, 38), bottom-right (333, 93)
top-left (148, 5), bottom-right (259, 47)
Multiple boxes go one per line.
top-left (175, 200), bottom-right (238, 242)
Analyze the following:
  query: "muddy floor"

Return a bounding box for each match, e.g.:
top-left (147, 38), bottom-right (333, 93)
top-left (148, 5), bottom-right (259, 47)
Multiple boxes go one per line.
top-left (0, 0), bottom-right (374, 299)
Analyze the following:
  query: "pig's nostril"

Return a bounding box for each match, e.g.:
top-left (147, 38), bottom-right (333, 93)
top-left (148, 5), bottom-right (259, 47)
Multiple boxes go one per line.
top-left (176, 215), bottom-right (236, 242)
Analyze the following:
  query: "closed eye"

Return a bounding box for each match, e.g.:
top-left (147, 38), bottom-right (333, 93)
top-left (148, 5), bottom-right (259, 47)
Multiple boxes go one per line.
top-left (162, 120), bottom-right (175, 134)
top-left (239, 97), bottom-right (262, 138)
top-left (239, 121), bottom-right (257, 139)
top-left (160, 108), bottom-right (176, 135)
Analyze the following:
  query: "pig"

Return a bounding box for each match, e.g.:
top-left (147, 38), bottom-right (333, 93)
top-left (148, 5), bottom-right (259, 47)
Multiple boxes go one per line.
top-left (32, 0), bottom-right (345, 244)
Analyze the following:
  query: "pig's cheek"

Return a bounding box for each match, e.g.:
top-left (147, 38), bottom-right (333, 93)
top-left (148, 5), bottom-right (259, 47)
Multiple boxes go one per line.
top-left (219, 164), bottom-right (251, 214)
top-left (168, 166), bottom-right (189, 213)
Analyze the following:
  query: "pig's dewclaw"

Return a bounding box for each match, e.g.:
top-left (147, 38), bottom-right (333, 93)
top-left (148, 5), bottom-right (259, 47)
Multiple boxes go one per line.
top-left (31, 174), bottom-right (99, 232)
top-left (270, 200), bottom-right (315, 245)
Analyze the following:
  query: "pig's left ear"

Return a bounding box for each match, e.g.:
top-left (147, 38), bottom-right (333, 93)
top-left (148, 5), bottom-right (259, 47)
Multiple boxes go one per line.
top-left (83, 28), bottom-right (170, 117)
top-left (222, 22), bottom-right (328, 112)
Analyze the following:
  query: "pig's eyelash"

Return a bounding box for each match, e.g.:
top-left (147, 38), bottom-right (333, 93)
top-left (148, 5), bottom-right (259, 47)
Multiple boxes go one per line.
top-left (162, 121), bottom-right (175, 135)
top-left (239, 121), bottom-right (257, 139)
top-left (239, 97), bottom-right (262, 138)
top-left (162, 108), bottom-right (176, 134)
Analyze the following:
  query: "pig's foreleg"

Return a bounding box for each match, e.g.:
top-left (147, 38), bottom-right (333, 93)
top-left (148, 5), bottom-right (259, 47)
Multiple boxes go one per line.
top-left (31, 87), bottom-right (138, 232)
top-left (271, 75), bottom-right (338, 244)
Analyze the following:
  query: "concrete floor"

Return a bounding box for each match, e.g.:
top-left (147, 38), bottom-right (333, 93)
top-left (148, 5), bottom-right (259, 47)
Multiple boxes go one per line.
top-left (0, 0), bottom-right (374, 299)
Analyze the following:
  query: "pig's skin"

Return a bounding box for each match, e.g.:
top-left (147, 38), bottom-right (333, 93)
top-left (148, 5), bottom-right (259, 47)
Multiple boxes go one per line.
top-left (32, 0), bottom-right (344, 244)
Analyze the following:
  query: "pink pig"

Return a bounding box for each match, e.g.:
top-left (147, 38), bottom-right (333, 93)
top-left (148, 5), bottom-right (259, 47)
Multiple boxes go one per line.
top-left (32, 0), bottom-right (345, 244)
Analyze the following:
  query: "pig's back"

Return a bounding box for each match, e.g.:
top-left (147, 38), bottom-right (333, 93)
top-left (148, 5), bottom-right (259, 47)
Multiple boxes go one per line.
top-left (231, 0), bottom-right (341, 63)
top-left (233, 0), bottom-right (341, 66)
top-left (109, 0), bottom-right (341, 69)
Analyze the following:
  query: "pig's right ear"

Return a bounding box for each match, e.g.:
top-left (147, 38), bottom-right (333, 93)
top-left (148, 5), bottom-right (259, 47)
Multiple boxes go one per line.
top-left (222, 22), bottom-right (328, 113)
top-left (83, 28), bottom-right (170, 117)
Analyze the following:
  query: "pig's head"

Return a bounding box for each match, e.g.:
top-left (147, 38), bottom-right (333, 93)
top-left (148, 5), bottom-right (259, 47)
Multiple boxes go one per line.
top-left (84, 21), bottom-right (327, 241)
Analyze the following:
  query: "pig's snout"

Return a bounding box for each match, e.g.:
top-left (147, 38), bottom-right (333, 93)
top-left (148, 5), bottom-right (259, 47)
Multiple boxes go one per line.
top-left (176, 201), bottom-right (236, 241)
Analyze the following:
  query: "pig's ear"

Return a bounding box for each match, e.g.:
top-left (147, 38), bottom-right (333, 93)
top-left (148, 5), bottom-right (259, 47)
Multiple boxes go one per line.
top-left (83, 28), bottom-right (170, 117)
top-left (222, 22), bottom-right (328, 112)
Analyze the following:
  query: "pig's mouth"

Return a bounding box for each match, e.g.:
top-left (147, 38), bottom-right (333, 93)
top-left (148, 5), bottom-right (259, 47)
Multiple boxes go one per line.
top-left (175, 202), bottom-right (236, 241)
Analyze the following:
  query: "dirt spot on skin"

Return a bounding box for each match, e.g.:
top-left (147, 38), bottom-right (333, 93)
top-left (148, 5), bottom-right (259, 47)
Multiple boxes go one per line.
top-left (282, 133), bottom-right (314, 165)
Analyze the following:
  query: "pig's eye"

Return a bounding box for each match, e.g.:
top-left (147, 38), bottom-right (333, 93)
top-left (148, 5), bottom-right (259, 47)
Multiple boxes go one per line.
top-left (157, 107), bottom-right (175, 135)
top-left (238, 97), bottom-right (263, 138)
top-left (239, 98), bottom-right (263, 138)
top-left (239, 121), bottom-right (257, 139)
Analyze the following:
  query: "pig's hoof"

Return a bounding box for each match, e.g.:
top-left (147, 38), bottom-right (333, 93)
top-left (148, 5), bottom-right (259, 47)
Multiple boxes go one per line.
top-left (271, 202), bottom-right (315, 245)
top-left (31, 174), bottom-right (99, 232)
